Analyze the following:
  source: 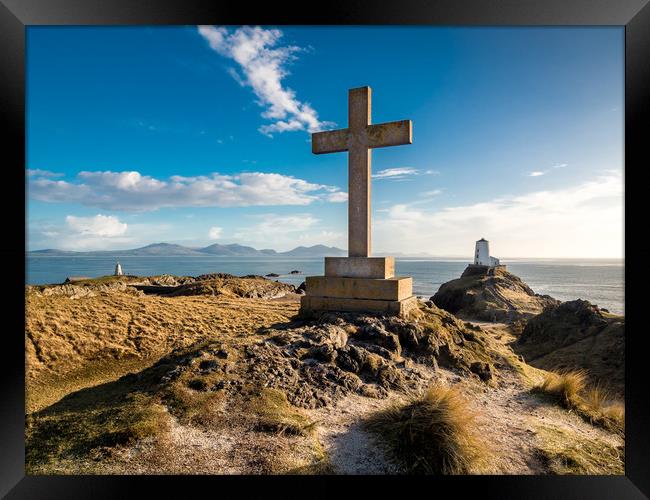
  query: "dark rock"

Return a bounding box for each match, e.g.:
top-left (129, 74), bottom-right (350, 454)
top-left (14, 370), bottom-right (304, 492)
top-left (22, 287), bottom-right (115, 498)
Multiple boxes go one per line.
top-left (188, 378), bottom-right (209, 391)
top-left (470, 361), bottom-right (493, 382)
top-left (199, 359), bottom-right (219, 372)
top-left (159, 366), bottom-right (183, 383)
top-left (309, 343), bottom-right (338, 363)
top-left (296, 281), bottom-right (307, 295)
top-left (336, 347), bottom-right (363, 374)
top-left (265, 273), bottom-right (280, 277)
top-left (356, 322), bottom-right (401, 356)
top-left (289, 270), bottom-right (301, 274)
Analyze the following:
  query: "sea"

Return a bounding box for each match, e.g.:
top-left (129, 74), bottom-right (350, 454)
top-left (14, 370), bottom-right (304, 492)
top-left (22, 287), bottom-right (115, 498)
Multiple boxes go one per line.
top-left (25, 256), bottom-right (625, 315)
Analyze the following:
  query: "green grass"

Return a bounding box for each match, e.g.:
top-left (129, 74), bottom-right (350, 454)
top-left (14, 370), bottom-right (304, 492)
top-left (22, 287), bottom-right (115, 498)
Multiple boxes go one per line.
top-left (245, 388), bottom-right (315, 436)
top-left (364, 384), bottom-right (490, 474)
top-left (26, 390), bottom-right (168, 474)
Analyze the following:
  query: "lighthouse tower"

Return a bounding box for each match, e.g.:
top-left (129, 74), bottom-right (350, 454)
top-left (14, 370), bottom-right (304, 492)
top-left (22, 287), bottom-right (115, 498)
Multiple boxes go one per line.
top-left (474, 238), bottom-right (490, 266)
top-left (474, 238), bottom-right (500, 267)
top-left (114, 261), bottom-right (123, 276)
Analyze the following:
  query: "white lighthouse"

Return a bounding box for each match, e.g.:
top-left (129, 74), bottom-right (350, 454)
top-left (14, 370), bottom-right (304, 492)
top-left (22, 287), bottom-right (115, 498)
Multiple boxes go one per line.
top-left (474, 238), bottom-right (500, 267)
top-left (114, 261), bottom-right (123, 276)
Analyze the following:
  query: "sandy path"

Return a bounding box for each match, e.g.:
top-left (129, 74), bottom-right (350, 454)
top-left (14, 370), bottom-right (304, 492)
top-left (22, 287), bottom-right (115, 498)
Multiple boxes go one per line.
top-left (306, 394), bottom-right (400, 474)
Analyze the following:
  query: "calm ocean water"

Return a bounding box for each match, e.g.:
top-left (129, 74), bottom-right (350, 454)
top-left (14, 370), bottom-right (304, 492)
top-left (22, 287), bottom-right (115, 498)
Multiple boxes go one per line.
top-left (25, 256), bottom-right (625, 315)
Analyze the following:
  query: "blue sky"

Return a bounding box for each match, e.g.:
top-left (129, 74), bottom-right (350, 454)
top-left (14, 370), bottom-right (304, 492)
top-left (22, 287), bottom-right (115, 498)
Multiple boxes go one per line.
top-left (27, 26), bottom-right (623, 257)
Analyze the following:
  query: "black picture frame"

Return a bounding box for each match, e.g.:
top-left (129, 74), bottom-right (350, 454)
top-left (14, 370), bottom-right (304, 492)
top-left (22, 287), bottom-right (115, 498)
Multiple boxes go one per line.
top-left (2, 1), bottom-right (648, 498)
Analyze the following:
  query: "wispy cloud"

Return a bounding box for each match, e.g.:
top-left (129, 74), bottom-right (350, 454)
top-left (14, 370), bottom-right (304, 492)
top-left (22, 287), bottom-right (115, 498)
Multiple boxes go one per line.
top-left (233, 213), bottom-right (344, 250)
top-left (372, 167), bottom-right (438, 180)
top-left (420, 189), bottom-right (442, 197)
top-left (197, 25), bottom-right (334, 137)
top-left (28, 170), bottom-right (346, 211)
top-left (375, 172), bottom-right (623, 258)
top-left (27, 169), bottom-right (63, 178)
top-left (527, 163), bottom-right (569, 177)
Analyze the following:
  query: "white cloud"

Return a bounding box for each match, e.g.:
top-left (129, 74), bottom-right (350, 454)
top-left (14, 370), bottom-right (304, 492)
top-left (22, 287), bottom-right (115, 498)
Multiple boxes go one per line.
top-left (197, 25), bottom-right (334, 137)
top-left (65, 214), bottom-right (128, 237)
top-left (33, 214), bottom-right (132, 251)
top-left (372, 167), bottom-right (437, 180)
top-left (208, 226), bottom-right (223, 239)
top-left (29, 170), bottom-right (345, 211)
top-left (552, 163), bottom-right (568, 169)
top-left (30, 217), bottom-right (172, 251)
top-left (528, 171), bottom-right (546, 177)
top-left (373, 167), bottom-right (419, 179)
top-left (27, 169), bottom-right (63, 178)
top-left (374, 173), bottom-right (623, 258)
top-left (326, 191), bottom-right (348, 203)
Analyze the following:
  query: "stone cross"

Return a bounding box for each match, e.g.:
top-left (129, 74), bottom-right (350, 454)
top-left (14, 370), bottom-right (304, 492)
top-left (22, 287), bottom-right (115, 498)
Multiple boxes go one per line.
top-left (312, 86), bottom-right (412, 257)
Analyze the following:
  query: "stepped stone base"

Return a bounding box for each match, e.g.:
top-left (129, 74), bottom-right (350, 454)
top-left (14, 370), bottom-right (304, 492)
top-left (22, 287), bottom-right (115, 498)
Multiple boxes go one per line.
top-left (324, 256), bottom-right (394, 279)
top-left (305, 276), bottom-right (412, 301)
top-left (300, 294), bottom-right (419, 317)
top-left (300, 255), bottom-right (416, 317)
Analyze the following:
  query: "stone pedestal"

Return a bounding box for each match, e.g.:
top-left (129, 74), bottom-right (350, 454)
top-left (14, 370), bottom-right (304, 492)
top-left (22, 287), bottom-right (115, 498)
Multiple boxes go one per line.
top-left (299, 256), bottom-right (417, 317)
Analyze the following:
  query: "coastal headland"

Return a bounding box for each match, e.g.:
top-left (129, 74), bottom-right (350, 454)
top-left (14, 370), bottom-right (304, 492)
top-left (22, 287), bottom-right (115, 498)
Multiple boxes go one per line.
top-left (25, 269), bottom-right (625, 475)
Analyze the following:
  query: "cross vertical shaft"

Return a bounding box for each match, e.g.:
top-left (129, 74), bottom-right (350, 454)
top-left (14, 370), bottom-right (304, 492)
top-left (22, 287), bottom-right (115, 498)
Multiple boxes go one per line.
top-left (311, 85), bottom-right (412, 260)
top-left (348, 87), bottom-right (371, 257)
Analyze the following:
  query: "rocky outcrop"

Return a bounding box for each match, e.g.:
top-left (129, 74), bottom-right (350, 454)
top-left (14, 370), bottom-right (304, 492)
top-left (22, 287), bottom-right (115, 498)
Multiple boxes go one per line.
top-left (213, 302), bottom-right (508, 409)
top-left (28, 274), bottom-right (297, 300)
top-left (164, 275), bottom-right (295, 299)
top-left (431, 265), bottom-right (559, 323)
top-left (27, 280), bottom-right (145, 299)
top-left (515, 299), bottom-right (624, 394)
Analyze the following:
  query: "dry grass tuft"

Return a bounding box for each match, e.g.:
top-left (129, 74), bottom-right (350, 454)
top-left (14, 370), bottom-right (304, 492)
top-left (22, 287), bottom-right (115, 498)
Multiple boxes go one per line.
top-left (534, 371), bottom-right (624, 433)
top-left (364, 384), bottom-right (490, 474)
top-left (537, 370), bottom-right (587, 407)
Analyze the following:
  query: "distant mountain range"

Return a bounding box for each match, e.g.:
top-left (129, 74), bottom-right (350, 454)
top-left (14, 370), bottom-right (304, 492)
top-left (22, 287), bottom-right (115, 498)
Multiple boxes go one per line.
top-left (28, 242), bottom-right (349, 258)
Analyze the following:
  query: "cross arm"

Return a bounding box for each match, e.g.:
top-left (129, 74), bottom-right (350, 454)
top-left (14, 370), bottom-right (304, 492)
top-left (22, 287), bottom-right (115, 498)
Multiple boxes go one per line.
top-left (367, 120), bottom-right (412, 149)
top-left (312, 128), bottom-right (350, 154)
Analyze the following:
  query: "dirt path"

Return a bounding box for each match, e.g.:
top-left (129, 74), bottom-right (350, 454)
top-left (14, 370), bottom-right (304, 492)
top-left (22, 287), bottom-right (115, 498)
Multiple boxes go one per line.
top-left (462, 320), bottom-right (623, 474)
